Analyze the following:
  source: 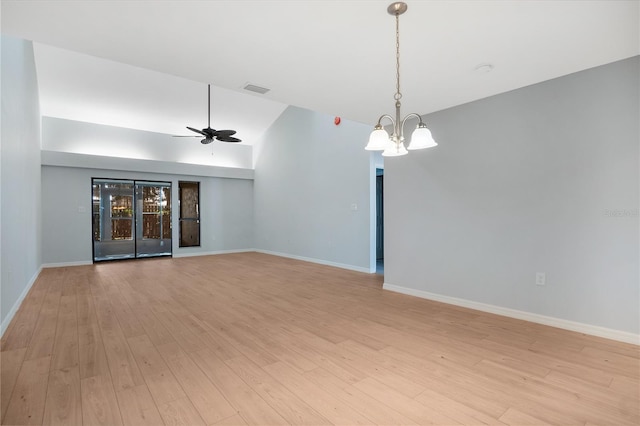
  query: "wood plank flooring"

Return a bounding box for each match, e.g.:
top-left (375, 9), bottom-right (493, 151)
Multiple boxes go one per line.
top-left (1, 252), bottom-right (638, 425)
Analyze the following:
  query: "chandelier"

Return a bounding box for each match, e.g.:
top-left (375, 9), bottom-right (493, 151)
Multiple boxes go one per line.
top-left (365, 2), bottom-right (437, 157)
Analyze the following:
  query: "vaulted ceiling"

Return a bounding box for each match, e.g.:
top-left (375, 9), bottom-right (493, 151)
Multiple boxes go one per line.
top-left (2, 0), bottom-right (638, 146)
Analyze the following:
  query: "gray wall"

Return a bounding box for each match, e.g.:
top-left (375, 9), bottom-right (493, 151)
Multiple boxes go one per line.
top-left (1, 37), bottom-right (42, 332)
top-left (254, 106), bottom-right (374, 272)
top-left (385, 57), bottom-right (639, 334)
top-left (42, 166), bottom-right (254, 264)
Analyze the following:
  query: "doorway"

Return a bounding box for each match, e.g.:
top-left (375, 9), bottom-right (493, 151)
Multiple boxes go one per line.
top-left (92, 178), bottom-right (172, 262)
top-left (376, 168), bottom-right (384, 274)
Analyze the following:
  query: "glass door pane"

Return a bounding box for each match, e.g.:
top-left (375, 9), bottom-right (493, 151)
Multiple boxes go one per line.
top-left (135, 181), bottom-right (172, 258)
top-left (92, 179), bottom-right (135, 261)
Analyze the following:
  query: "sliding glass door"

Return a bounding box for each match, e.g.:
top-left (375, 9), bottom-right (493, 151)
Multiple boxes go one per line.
top-left (92, 179), bottom-right (135, 260)
top-left (92, 179), bottom-right (172, 262)
top-left (135, 181), bottom-right (172, 257)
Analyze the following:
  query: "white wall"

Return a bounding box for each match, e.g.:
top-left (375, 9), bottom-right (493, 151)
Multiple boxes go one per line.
top-left (41, 165), bottom-right (254, 265)
top-left (254, 106), bottom-right (375, 272)
top-left (385, 57), bottom-right (639, 338)
top-left (1, 36), bottom-right (42, 333)
top-left (43, 116), bottom-right (253, 169)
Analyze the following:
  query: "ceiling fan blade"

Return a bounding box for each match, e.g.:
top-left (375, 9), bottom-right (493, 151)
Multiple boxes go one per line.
top-left (200, 138), bottom-right (214, 145)
top-left (187, 126), bottom-right (208, 136)
top-left (217, 136), bottom-right (242, 143)
top-left (213, 129), bottom-right (237, 137)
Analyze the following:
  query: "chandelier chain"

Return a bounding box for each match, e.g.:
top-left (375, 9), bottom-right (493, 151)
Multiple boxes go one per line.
top-left (394, 12), bottom-right (402, 101)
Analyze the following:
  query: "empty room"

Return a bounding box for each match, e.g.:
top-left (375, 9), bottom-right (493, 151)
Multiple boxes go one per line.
top-left (1, 1), bottom-right (638, 425)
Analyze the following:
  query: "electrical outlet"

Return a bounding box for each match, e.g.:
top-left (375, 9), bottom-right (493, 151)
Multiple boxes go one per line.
top-left (536, 272), bottom-right (546, 286)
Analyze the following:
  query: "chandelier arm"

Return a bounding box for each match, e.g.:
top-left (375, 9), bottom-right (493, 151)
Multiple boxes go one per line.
top-left (400, 112), bottom-right (425, 132)
top-left (375, 114), bottom-right (401, 145)
top-left (381, 113), bottom-right (402, 143)
top-left (376, 114), bottom-right (396, 128)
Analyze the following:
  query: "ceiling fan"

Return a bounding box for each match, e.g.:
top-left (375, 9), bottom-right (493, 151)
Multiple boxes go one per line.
top-left (173, 84), bottom-right (241, 144)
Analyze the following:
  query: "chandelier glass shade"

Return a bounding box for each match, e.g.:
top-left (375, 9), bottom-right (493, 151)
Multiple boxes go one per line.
top-left (365, 2), bottom-right (438, 157)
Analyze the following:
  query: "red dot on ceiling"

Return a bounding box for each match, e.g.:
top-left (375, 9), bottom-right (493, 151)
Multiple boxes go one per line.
top-left (334, 117), bottom-right (341, 125)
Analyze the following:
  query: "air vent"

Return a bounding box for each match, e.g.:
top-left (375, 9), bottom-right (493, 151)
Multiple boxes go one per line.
top-left (243, 84), bottom-right (270, 94)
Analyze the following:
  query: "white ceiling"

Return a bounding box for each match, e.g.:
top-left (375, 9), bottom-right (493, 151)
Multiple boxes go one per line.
top-left (2, 0), bottom-right (639, 146)
top-left (31, 43), bottom-right (289, 146)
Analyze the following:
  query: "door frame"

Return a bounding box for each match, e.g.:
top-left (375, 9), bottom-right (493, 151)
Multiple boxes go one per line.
top-left (91, 177), bottom-right (173, 263)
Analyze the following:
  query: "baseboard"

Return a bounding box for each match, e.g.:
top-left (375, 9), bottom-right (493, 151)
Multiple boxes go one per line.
top-left (42, 260), bottom-right (93, 268)
top-left (1, 266), bottom-right (42, 337)
top-left (383, 283), bottom-right (639, 345)
top-left (172, 248), bottom-right (254, 258)
top-left (255, 249), bottom-right (370, 273)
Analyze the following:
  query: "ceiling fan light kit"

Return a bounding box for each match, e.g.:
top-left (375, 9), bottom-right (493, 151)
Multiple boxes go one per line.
top-left (365, 2), bottom-right (438, 157)
top-left (174, 84), bottom-right (241, 145)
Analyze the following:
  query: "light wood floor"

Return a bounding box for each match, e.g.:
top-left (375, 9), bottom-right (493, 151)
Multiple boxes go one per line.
top-left (1, 252), bottom-right (638, 425)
